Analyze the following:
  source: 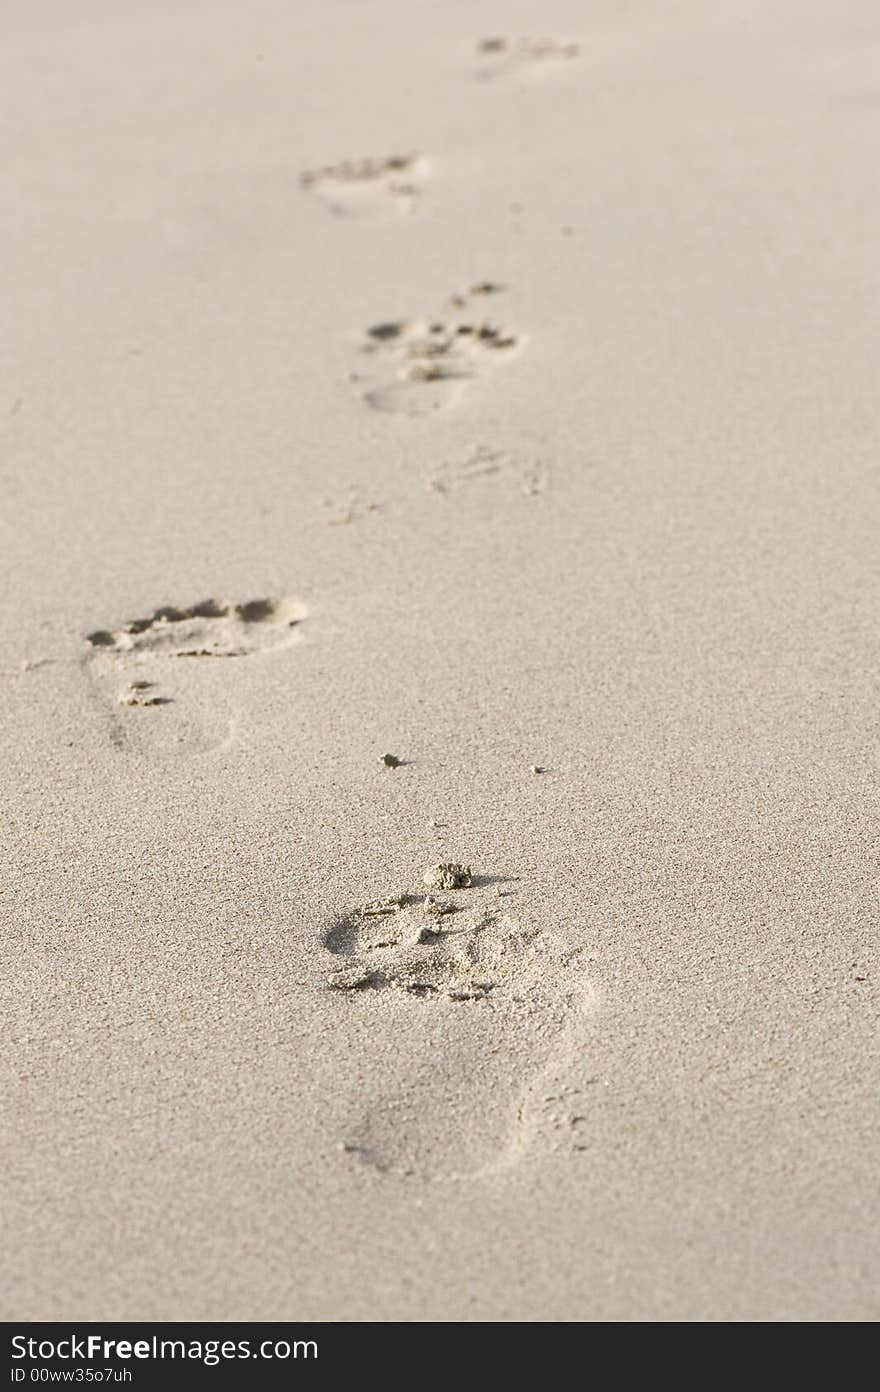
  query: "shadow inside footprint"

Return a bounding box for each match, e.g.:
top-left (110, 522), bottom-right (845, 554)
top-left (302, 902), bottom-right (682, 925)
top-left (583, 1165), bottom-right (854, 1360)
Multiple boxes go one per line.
top-left (323, 916), bottom-right (361, 957)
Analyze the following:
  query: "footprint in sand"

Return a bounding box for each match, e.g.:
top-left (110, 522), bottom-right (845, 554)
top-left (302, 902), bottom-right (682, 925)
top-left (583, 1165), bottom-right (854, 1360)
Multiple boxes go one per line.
top-left (476, 36), bottom-right (580, 83)
top-left (425, 444), bottom-right (550, 499)
top-left (301, 153), bottom-right (428, 218)
top-left (351, 284), bottom-right (524, 417)
top-left (323, 885), bottom-right (595, 1180)
top-left (84, 596), bottom-right (306, 757)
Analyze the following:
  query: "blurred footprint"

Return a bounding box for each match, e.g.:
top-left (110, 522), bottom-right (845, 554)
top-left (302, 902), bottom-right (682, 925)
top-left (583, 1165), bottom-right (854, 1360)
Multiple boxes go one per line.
top-left (301, 153), bottom-right (428, 218)
top-left (351, 284), bottom-right (524, 417)
top-left (476, 36), bottom-right (580, 83)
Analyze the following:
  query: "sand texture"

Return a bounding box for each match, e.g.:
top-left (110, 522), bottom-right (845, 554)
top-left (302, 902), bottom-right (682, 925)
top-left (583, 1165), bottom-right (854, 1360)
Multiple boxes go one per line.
top-left (2, 0), bottom-right (879, 1321)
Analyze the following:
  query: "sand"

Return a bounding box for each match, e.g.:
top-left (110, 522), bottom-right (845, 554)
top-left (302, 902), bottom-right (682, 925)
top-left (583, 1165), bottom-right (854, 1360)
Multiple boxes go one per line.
top-left (2, 0), bottom-right (878, 1322)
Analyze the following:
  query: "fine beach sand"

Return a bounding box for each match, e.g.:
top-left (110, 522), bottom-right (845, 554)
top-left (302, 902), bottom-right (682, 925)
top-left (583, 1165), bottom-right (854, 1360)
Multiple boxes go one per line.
top-left (2, 0), bottom-right (878, 1321)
